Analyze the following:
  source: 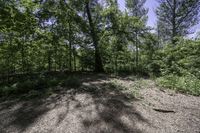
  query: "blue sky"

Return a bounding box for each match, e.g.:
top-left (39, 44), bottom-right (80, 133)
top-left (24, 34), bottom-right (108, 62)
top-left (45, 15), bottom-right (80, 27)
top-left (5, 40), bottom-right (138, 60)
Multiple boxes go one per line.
top-left (118, 0), bottom-right (200, 37)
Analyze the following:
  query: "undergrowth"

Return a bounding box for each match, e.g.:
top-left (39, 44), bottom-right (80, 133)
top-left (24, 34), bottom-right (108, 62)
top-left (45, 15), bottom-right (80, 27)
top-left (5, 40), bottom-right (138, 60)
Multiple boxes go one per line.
top-left (156, 74), bottom-right (200, 96)
top-left (0, 74), bottom-right (82, 99)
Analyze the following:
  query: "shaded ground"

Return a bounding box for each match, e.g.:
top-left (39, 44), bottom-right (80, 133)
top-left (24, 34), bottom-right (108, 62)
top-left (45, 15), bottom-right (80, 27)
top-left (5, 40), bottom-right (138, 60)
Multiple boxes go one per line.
top-left (0, 74), bottom-right (199, 133)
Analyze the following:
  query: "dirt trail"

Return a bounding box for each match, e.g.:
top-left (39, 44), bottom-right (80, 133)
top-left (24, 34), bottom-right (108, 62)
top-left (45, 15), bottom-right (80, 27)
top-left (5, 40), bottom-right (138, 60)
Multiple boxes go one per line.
top-left (0, 75), bottom-right (199, 133)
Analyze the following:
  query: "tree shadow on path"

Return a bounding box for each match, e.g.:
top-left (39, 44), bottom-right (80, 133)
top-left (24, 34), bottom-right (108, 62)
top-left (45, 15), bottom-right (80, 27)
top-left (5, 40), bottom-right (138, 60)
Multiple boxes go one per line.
top-left (0, 75), bottom-right (149, 133)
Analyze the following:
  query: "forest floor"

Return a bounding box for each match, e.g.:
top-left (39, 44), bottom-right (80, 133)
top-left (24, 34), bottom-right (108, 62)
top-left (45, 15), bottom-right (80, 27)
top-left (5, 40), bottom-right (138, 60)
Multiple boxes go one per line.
top-left (0, 74), bottom-right (199, 133)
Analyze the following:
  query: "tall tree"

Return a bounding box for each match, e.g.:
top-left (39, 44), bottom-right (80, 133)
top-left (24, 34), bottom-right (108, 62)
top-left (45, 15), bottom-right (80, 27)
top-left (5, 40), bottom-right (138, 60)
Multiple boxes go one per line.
top-left (156, 0), bottom-right (200, 44)
top-left (125, 0), bottom-right (148, 20)
top-left (125, 0), bottom-right (148, 72)
top-left (85, 0), bottom-right (104, 72)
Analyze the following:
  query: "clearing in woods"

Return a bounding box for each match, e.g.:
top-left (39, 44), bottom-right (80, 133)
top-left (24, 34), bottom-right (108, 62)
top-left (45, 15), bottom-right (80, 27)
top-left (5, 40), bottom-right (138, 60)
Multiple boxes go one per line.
top-left (0, 74), bottom-right (200, 133)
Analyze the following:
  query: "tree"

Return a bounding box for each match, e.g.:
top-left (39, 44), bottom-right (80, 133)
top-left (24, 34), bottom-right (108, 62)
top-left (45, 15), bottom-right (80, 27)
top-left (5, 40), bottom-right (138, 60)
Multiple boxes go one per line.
top-left (85, 0), bottom-right (104, 72)
top-left (125, 0), bottom-right (148, 21)
top-left (125, 0), bottom-right (148, 72)
top-left (156, 0), bottom-right (200, 45)
top-left (196, 31), bottom-right (200, 40)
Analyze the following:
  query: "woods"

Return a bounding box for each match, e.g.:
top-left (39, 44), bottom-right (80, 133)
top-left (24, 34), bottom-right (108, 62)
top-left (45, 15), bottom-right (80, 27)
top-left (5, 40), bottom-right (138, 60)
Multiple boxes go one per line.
top-left (0, 0), bottom-right (147, 75)
top-left (0, 0), bottom-right (200, 96)
top-left (156, 0), bottom-right (200, 44)
top-left (0, 0), bottom-right (200, 133)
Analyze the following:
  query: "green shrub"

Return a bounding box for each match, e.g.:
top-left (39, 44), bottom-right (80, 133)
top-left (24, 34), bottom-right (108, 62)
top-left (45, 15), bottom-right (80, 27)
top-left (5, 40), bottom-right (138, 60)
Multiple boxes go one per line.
top-left (47, 78), bottom-right (60, 87)
top-left (1, 78), bottom-right (50, 97)
top-left (160, 40), bottom-right (200, 78)
top-left (61, 76), bottom-right (81, 88)
top-left (0, 82), bottom-right (23, 96)
top-left (35, 74), bottom-right (45, 88)
top-left (16, 80), bottom-right (36, 93)
top-left (34, 77), bottom-right (49, 90)
top-left (0, 86), bottom-right (15, 96)
top-left (26, 90), bottom-right (41, 98)
top-left (0, 75), bottom-right (61, 97)
top-left (156, 74), bottom-right (200, 96)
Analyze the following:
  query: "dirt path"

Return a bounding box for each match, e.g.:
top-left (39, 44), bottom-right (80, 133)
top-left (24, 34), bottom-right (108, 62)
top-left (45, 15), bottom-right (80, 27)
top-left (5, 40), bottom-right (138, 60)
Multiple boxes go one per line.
top-left (0, 75), bottom-right (199, 133)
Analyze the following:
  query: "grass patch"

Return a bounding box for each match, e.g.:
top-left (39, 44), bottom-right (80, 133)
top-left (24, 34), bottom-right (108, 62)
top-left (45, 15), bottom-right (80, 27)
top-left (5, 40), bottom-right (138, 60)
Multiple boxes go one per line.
top-left (111, 79), bottom-right (142, 98)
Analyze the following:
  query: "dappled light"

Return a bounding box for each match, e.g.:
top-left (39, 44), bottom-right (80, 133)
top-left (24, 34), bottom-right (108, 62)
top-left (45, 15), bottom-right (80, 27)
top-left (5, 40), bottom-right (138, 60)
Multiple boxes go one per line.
top-left (0, 76), bottom-right (147, 133)
top-left (0, 0), bottom-right (200, 132)
top-left (0, 75), bottom-right (200, 133)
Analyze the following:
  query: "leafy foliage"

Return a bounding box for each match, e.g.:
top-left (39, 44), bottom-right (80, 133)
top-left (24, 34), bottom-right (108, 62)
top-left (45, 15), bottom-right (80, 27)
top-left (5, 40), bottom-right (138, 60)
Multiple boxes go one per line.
top-left (159, 39), bottom-right (200, 78)
top-left (0, 0), bottom-right (200, 97)
top-left (156, 0), bottom-right (200, 44)
top-left (157, 74), bottom-right (200, 96)
top-left (155, 39), bottom-right (200, 96)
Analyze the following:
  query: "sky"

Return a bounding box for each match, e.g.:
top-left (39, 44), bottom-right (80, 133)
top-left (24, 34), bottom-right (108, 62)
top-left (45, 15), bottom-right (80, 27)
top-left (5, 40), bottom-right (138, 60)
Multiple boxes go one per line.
top-left (118, 0), bottom-right (200, 38)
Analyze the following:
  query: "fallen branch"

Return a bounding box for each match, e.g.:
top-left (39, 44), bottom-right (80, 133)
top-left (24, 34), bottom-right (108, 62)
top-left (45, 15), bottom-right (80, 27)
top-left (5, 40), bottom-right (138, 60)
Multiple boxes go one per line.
top-left (153, 108), bottom-right (175, 113)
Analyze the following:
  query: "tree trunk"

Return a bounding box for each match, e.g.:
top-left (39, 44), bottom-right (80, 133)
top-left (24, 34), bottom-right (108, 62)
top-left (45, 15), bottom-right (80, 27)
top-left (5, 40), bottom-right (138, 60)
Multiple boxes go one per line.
top-left (73, 47), bottom-right (76, 71)
top-left (68, 18), bottom-right (72, 72)
top-left (85, 2), bottom-right (104, 73)
top-left (172, 0), bottom-right (177, 45)
top-left (21, 35), bottom-right (26, 73)
top-left (53, 38), bottom-right (58, 71)
top-left (135, 11), bottom-right (139, 73)
top-left (135, 31), bottom-right (139, 72)
top-left (48, 50), bottom-right (52, 72)
top-left (115, 54), bottom-right (118, 73)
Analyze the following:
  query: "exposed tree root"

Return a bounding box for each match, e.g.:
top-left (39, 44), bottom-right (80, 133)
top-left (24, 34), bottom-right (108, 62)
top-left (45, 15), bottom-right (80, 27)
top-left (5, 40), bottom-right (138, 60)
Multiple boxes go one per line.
top-left (153, 108), bottom-right (175, 113)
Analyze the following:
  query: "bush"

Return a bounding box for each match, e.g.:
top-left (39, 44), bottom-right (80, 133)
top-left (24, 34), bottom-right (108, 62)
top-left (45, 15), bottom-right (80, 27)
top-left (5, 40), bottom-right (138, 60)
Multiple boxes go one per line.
top-left (0, 81), bottom-right (34, 96)
top-left (160, 40), bottom-right (200, 78)
top-left (61, 76), bottom-right (81, 88)
top-left (47, 78), bottom-right (60, 87)
top-left (33, 74), bottom-right (49, 90)
top-left (16, 80), bottom-right (36, 93)
top-left (156, 74), bottom-right (200, 96)
top-left (0, 74), bottom-right (64, 98)
top-left (0, 86), bottom-right (15, 96)
top-left (154, 39), bottom-right (200, 96)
